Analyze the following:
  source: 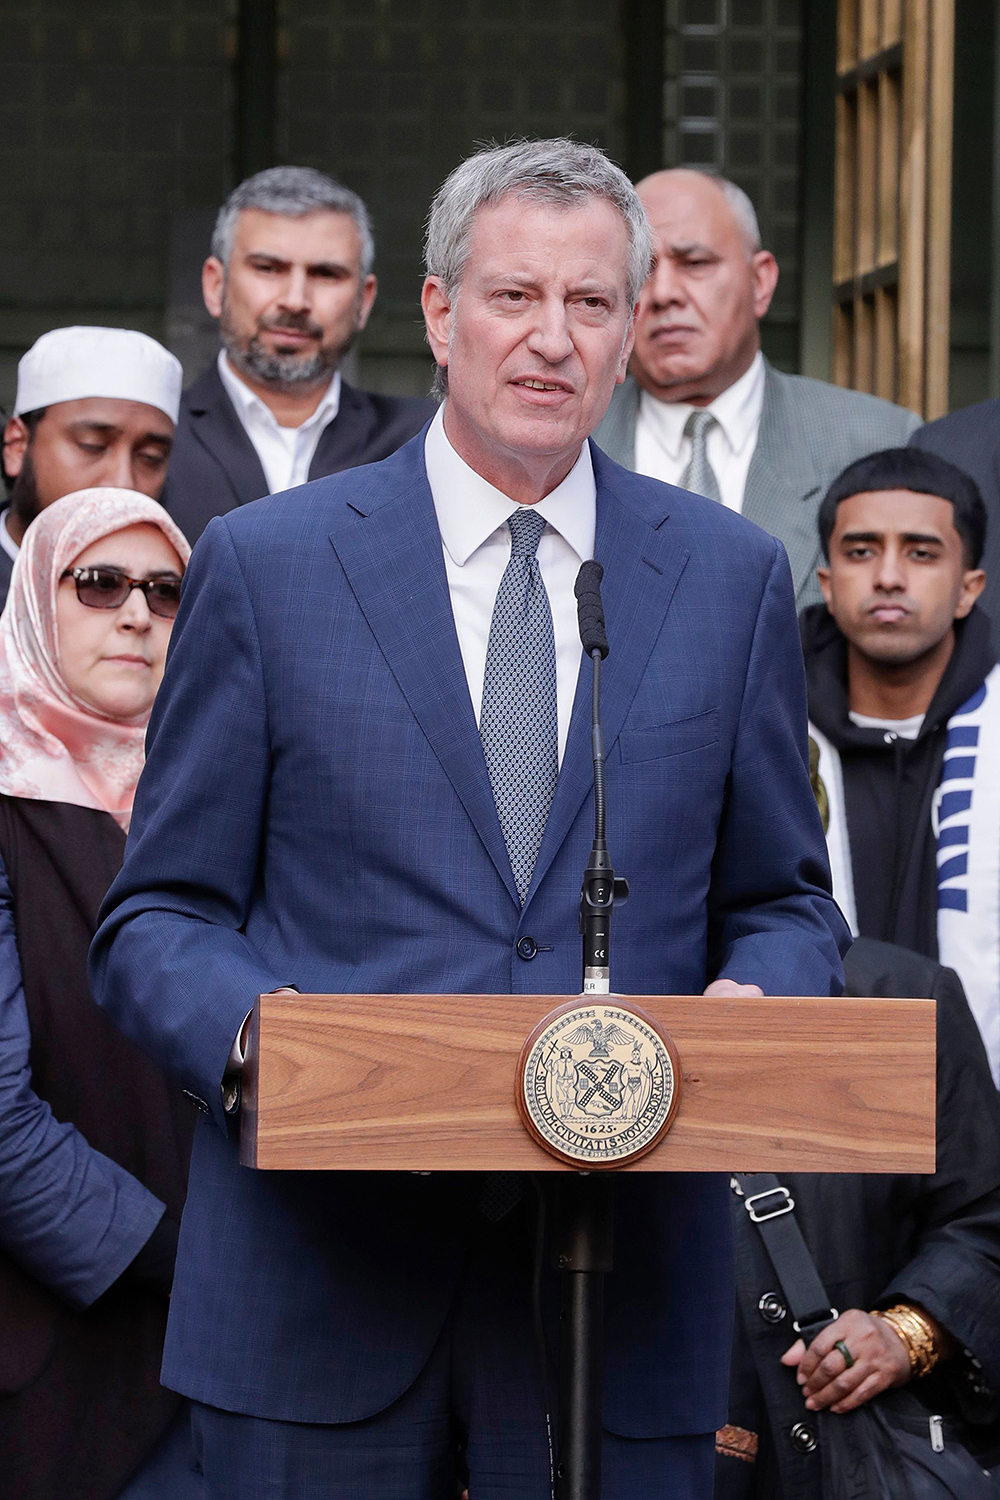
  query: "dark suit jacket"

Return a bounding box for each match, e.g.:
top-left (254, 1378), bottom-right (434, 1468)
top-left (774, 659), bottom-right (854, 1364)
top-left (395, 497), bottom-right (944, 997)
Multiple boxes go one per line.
top-left (910, 399), bottom-right (1000, 656)
top-left (161, 360), bottom-right (435, 543)
top-left (90, 431), bottom-right (848, 1434)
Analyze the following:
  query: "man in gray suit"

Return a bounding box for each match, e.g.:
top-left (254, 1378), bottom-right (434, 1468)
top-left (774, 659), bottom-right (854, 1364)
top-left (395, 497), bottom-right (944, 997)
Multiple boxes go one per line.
top-left (593, 169), bottom-right (919, 607)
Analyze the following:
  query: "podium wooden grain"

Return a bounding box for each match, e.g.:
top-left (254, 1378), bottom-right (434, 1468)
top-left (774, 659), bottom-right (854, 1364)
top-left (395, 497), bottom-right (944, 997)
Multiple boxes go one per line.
top-left (239, 992), bottom-right (936, 1175)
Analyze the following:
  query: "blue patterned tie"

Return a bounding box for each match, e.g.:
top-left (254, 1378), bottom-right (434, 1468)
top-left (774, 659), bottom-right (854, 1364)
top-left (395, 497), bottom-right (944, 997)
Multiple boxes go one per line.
top-left (479, 509), bottom-right (558, 903)
top-left (679, 409), bottom-right (723, 504)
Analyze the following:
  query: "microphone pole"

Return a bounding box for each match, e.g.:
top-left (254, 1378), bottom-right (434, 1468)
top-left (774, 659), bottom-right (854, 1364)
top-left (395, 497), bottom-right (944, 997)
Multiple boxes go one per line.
top-left (574, 561), bottom-right (628, 997)
top-left (554, 562), bottom-right (628, 1500)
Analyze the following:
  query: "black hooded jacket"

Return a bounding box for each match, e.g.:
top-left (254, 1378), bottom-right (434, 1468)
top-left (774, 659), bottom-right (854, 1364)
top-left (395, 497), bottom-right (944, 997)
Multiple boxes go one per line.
top-left (801, 603), bottom-right (996, 957)
top-left (718, 939), bottom-right (1000, 1500)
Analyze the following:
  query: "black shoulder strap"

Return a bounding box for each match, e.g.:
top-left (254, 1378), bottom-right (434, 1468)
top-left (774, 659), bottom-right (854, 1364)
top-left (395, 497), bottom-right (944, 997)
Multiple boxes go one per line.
top-left (735, 1173), bottom-right (840, 1345)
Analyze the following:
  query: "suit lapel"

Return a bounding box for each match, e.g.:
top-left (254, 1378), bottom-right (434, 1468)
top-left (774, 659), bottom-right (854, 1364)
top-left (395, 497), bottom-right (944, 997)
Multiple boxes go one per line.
top-left (742, 363), bottom-right (821, 599)
top-left (591, 376), bottom-right (639, 468)
top-left (525, 447), bottom-right (690, 903)
top-left (328, 448), bottom-right (520, 905)
top-left (329, 442), bottom-right (691, 910)
top-left (186, 364), bottom-right (268, 506)
top-left (309, 382), bottom-right (376, 478)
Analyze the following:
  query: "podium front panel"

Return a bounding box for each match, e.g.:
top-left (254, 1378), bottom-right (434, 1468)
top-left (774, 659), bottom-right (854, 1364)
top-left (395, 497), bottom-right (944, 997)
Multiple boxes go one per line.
top-left (239, 992), bottom-right (935, 1175)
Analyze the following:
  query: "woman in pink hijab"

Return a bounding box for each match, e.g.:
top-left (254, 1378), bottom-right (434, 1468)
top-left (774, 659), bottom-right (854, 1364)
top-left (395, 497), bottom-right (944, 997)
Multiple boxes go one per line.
top-left (0, 489), bottom-right (201, 1500)
top-left (0, 484), bottom-right (189, 827)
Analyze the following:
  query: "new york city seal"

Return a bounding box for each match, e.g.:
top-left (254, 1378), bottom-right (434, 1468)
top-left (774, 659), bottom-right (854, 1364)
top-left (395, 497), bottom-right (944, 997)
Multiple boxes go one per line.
top-left (516, 1002), bottom-right (682, 1166)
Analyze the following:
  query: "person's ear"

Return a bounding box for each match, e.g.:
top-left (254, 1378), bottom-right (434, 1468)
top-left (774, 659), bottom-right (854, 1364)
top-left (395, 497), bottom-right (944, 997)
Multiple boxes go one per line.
top-left (817, 564), bottom-right (833, 611)
top-left (955, 567), bottom-right (987, 619)
top-left (1, 416), bottom-right (29, 479)
top-left (202, 256), bottom-right (226, 320)
top-left (617, 304), bottom-right (639, 384)
top-left (421, 276), bottom-right (452, 371)
top-left (356, 274), bottom-right (378, 333)
top-left (750, 250), bottom-right (779, 321)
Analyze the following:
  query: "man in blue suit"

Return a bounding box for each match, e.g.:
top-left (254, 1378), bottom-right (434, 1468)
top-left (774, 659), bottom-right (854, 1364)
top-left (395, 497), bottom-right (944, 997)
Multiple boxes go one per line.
top-left (91, 139), bottom-right (848, 1499)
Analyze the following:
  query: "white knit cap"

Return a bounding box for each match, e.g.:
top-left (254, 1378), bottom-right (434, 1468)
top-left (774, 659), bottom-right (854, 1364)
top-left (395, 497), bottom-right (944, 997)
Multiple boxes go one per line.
top-left (14, 326), bottom-right (183, 424)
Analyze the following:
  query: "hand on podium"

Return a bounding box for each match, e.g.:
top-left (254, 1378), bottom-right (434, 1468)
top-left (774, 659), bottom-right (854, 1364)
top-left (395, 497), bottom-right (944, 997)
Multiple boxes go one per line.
top-left (703, 979), bottom-right (764, 998)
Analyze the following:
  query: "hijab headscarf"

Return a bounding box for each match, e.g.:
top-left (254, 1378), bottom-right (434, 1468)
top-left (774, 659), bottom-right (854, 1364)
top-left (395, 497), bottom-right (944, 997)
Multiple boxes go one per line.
top-left (0, 487), bottom-right (190, 828)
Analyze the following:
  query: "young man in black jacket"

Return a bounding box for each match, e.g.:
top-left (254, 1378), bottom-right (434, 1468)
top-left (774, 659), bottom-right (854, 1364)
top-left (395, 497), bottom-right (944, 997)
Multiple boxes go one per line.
top-left (802, 447), bottom-right (999, 1082)
top-left (718, 938), bottom-right (1000, 1500)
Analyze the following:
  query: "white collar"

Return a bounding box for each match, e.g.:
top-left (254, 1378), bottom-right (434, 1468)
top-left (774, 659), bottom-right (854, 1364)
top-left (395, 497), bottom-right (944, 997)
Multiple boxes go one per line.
top-left (0, 508), bottom-right (19, 563)
top-left (217, 349), bottom-right (341, 431)
top-left (423, 404), bottom-right (596, 567)
top-left (638, 348), bottom-right (765, 460)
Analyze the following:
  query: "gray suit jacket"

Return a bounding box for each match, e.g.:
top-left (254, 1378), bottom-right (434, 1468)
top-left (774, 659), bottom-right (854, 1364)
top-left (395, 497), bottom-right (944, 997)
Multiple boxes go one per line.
top-left (593, 363), bottom-right (920, 607)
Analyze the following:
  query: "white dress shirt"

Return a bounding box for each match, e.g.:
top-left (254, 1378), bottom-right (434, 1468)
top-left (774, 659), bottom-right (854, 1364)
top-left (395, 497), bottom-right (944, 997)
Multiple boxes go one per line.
top-left (423, 404), bottom-right (595, 768)
top-left (217, 350), bottom-right (341, 496)
top-left (633, 349), bottom-right (765, 514)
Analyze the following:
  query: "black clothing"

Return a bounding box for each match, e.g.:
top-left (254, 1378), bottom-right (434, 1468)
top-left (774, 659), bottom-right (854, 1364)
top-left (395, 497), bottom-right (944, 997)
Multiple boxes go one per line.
top-left (801, 603), bottom-right (996, 956)
top-left (0, 797), bottom-right (195, 1500)
top-left (161, 361), bottom-right (436, 543)
top-left (911, 402), bottom-right (1000, 656)
top-left (718, 938), bottom-right (1000, 1500)
top-left (0, 507), bottom-right (14, 611)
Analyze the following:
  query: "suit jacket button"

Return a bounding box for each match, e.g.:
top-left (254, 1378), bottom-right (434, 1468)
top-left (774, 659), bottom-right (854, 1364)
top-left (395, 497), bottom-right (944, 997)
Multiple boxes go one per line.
top-left (758, 1291), bottom-right (787, 1323)
top-left (789, 1422), bottom-right (817, 1454)
top-left (516, 936), bottom-right (538, 961)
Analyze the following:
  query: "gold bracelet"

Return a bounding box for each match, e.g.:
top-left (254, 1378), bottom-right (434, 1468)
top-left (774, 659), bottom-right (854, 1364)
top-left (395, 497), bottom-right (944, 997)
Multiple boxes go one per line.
top-left (872, 1304), bottom-right (940, 1377)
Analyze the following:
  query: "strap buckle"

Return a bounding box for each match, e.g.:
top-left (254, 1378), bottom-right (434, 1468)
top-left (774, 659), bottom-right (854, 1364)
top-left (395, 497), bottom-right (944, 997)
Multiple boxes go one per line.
top-left (744, 1186), bottom-right (795, 1223)
top-left (793, 1309), bottom-right (839, 1335)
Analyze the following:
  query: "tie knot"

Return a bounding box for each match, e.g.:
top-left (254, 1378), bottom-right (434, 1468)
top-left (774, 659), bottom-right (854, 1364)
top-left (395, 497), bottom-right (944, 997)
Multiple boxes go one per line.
top-left (508, 508), bottom-right (546, 558)
top-left (684, 409), bottom-right (717, 442)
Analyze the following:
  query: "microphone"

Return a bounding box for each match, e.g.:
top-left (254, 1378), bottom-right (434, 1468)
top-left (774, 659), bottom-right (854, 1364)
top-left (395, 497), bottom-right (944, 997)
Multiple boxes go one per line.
top-left (574, 560), bottom-right (609, 660)
top-left (575, 562), bottom-right (627, 995)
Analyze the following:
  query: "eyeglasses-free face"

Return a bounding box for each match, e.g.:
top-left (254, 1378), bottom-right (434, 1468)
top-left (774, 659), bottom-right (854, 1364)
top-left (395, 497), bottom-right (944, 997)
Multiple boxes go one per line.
top-left (60, 565), bottom-right (182, 619)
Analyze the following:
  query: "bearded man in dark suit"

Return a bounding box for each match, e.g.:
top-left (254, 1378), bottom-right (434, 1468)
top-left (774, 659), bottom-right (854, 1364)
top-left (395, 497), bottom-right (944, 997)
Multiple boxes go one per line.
top-left (162, 166), bottom-right (433, 543)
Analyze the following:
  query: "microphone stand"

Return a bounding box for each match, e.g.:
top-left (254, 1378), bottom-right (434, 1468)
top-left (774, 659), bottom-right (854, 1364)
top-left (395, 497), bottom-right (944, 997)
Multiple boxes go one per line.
top-left (554, 564), bottom-right (628, 1500)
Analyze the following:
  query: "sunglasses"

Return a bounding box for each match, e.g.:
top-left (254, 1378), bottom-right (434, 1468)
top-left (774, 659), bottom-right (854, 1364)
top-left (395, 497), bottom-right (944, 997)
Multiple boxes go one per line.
top-left (60, 566), bottom-right (183, 619)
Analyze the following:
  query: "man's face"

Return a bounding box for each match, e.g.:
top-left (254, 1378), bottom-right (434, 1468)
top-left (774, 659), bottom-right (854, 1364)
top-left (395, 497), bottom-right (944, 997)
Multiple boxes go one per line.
top-left (631, 170), bottom-right (778, 405)
top-left (421, 195), bottom-right (635, 483)
top-left (203, 208), bottom-right (377, 391)
top-left (2, 397), bottom-right (174, 531)
top-left (818, 489), bottom-right (986, 666)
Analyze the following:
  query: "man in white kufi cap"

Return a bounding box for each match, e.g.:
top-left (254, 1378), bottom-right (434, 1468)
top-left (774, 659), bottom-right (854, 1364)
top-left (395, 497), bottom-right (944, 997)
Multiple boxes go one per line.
top-left (0, 326), bottom-right (183, 607)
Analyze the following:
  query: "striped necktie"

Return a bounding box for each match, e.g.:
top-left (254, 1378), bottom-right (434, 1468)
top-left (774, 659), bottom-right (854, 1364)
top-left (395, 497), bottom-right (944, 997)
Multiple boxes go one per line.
top-left (479, 508), bottom-right (559, 903)
top-left (679, 409), bottom-right (723, 504)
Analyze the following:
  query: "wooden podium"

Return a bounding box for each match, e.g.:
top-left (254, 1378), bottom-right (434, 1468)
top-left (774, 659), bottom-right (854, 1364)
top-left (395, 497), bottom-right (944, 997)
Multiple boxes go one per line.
top-left (239, 989), bottom-right (935, 1175)
top-left (239, 988), bottom-right (934, 1500)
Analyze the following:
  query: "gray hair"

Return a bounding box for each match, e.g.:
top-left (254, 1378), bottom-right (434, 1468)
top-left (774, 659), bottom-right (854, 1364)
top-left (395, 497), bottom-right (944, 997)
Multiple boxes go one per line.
top-left (665, 171), bottom-right (761, 254)
top-left (211, 166), bottom-right (375, 275)
top-left (424, 138), bottom-right (655, 307)
top-left (711, 176), bottom-right (762, 254)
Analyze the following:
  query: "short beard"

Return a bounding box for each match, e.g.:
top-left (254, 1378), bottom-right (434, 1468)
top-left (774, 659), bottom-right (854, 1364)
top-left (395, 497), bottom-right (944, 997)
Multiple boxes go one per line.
top-left (220, 288), bottom-right (357, 394)
top-left (7, 447), bottom-right (41, 532)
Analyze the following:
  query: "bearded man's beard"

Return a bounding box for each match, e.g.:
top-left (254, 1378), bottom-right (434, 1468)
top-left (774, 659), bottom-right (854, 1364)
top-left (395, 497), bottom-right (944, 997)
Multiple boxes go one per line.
top-left (220, 292), bottom-right (360, 393)
top-left (7, 447), bottom-right (41, 532)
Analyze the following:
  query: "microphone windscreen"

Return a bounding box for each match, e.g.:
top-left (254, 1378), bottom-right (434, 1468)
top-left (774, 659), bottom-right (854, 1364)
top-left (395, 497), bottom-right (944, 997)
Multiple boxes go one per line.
top-left (575, 560), bottom-right (609, 659)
